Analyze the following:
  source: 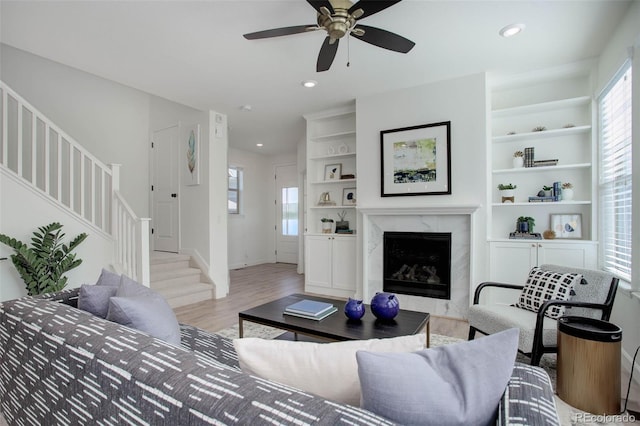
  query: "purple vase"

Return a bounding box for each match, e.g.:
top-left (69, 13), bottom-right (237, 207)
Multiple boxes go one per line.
top-left (344, 298), bottom-right (365, 320)
top-left (370, 292), bottom-right (399, 320)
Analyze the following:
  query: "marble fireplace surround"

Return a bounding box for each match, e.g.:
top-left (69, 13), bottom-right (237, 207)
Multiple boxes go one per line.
top-left (360, 205), bottom-right (480, 319)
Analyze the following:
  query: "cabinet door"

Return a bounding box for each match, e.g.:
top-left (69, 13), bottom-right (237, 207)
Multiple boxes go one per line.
top-left (490, 241), bottom-right (537, 283)
top-left (537, 242), bottom-right (597, 269)
top-left (305, 236), bottom-right (332, 289)
top-left (331, 236), bottom-right (356, 291)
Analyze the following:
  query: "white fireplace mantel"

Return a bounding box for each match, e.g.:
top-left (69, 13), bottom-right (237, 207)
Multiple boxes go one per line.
top-left (359, 203), bottom-right (482, 319)
top-left (359, 204), bottom-right (481, 216)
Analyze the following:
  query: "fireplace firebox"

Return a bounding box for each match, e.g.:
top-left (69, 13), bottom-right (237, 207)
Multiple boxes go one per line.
top-left (383, 232), bottom-right (452, 299)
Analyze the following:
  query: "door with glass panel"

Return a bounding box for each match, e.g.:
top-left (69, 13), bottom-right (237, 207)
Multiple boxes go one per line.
top-left (275, 164), bottom-right (299, 264)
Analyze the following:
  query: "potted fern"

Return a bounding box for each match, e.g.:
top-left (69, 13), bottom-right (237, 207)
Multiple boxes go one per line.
top-left (0, 222), bottom-right (88, 295)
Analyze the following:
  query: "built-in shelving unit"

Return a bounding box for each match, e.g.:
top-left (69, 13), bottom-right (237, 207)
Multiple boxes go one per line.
top-left (304, 105), bottom-right (357, 235)
top-left (303, 105), bottom-right (357, 298)
top-left (486, 66), bottom-right (598, 284)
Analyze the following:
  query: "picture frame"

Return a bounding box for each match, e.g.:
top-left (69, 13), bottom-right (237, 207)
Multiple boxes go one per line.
top-left (381, 121), bottom-right (451, 196)
top-left (550, 214), bottom-right (583, 239)
top-left (182, 123), bottom-right (200, 186)
top-left (324, 163), bottom-right (342, 181)
top-left (342, 187), bottom-right (357, 206)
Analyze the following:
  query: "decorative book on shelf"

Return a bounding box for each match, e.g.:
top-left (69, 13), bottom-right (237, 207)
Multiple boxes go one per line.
top-left (529, 196), bottom-right (556, 203)
top-left (509, 232), bottom-right (542, 240)
top-left (284, 300), bottom-right (338, 320)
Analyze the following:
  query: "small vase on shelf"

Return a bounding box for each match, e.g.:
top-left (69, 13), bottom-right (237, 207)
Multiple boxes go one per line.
top-left (512, 151), bottom-right (524, 168)
top-left (561, 183), bottom-right (574, 201)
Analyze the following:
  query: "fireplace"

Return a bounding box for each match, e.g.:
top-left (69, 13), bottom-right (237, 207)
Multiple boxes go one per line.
top-left (383, 232), bottom-right (452, 299)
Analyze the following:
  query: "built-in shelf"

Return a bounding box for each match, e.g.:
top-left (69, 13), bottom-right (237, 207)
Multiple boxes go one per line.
top-left (309, 152), bottom-right (356, 161)
top-left (305, 232), bottom-right (356, 237)
top-left (309, 205), bottom-right (357, 210)
top-left (489, 237), bottom-right (596, 244)
top-left (310, 178), bottom-right (357, 185)
top-left (309, 130), bottom-right (356, 143)
top-left (493, 163), bottom-right (591, 174)
top-left (492, 201), bottom-right (591, 207)
top-left (492, 125), bottom-right (591, 143)
top-left (492, 96), bottom-right (591, 117)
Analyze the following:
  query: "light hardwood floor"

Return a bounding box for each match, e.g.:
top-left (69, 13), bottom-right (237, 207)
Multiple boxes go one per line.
top-left (174, 262), bottom-right (470, 339)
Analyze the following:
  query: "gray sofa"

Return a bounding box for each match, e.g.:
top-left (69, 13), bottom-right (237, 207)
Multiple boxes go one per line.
top-left (0, 289), bottom-right (560, 425)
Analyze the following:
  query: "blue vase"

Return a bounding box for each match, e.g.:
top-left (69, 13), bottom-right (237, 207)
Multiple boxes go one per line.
top-left (370, 292), bottom-right (400, 320)
top-left (344, 298), bottom-right (365, 320)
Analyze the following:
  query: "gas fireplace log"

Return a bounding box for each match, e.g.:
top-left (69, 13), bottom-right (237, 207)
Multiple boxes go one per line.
top-left (391, 264), bottom-right (410, 280)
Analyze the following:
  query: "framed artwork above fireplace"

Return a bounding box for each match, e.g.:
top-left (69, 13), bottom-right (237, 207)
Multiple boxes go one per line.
top-left (380, 121), bottom-right (451, 197)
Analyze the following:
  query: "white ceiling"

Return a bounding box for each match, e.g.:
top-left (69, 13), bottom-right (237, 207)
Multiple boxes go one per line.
top-left (0, 0), bottom-right (632, 155)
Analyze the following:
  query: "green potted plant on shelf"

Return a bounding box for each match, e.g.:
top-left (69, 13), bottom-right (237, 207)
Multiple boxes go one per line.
top-left (320, 217), bottom-right (334, 234)
top-left (516, 216), bottom-right (535, 234)
top-left (542, 185), bottom-right (553, 197)
top-left (0, 222), bottom-right (88, 295)
top-left (498, 183), bottom-right (517, 203)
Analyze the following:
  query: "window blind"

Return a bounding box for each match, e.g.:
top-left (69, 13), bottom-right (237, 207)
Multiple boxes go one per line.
top-left (599, 63), bottom-right (632, 280)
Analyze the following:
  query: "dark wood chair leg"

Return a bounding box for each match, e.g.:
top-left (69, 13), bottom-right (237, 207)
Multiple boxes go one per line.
top-left (468, 326), bottom-right (477, 341)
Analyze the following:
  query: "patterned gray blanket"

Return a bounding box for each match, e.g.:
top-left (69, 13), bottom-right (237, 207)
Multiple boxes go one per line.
top-left (0, 289), bottom-right (559, 425)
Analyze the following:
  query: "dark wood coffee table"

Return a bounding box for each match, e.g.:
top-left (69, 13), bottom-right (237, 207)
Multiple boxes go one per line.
top-left (238, 293), bottom-right (430, 346)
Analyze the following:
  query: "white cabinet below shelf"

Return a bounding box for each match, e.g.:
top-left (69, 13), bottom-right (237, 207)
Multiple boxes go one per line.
top-left (489, 240), bottom-right (597, 285)
top-left (305, 235), bottom-right (356, 298)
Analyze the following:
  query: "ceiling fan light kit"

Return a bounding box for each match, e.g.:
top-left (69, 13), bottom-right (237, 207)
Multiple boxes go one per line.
top-left (243, 0), bottom-right (415, 72)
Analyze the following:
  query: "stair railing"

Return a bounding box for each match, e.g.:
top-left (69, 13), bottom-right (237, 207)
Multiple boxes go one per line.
top-left (1, 81), bottom-right (150, 285)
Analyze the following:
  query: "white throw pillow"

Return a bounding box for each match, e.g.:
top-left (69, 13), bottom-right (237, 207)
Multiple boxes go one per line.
top-left (233, 333), bottom-right (426, 406)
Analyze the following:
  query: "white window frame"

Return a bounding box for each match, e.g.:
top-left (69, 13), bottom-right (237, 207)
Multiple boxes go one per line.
top-left (598, 61), bottom-right (632, 282)
top-left (228, 166), bottom-right (242, 215)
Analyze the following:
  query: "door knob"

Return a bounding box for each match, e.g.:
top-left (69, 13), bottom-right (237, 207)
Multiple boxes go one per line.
top-left (171, 193), bottom-right (177, 198)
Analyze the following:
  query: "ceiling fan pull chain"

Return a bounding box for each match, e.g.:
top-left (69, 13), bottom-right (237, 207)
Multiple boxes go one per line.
top-left (347, 35), bottom-right (350, 67)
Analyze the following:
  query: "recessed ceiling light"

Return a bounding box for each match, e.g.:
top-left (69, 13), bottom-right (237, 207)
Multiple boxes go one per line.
top-left (256, 143), bottom-right (264, 147)
top-left (302, 80), bottom-right (317, 88)
top-left (499, 23), bottom-right (525, 38)
top-left (240, 104), bottom-right (252, 111)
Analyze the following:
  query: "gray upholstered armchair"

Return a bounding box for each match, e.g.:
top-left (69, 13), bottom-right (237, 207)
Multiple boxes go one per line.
top-left (468, 264), bottom-right (618, 366)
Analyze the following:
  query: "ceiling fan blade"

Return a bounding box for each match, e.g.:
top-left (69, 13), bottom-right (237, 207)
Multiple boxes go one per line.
top-left (348, 0), bottom-right (402, 20)
top-left (351, 24), bottom-right (415, 53)
top-left (244, 25), bottom-right (318, 40)
top-left (317, 37), bottom-right (339, 72)
top-left (307, 0), bottom-right (334, 15)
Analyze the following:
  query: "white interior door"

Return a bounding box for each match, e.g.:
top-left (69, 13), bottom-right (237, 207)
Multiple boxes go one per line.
top-left (152, 126), bottom-right (179, 253)
top-left (275, 164), bottom-right (299, 264)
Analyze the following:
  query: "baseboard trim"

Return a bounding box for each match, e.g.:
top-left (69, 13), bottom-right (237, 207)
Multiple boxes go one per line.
top-left (229, 259), bottom-right (272, 270)
top-left (179, 248), bottom-right (214, 285)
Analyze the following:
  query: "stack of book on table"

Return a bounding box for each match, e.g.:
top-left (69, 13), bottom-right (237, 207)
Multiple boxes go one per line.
top-left (284, 299), bottom-right (338, 320)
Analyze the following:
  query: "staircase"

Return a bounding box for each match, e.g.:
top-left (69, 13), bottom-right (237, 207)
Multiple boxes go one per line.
top-left (0, 81), bottom-right (150, 284)
top-left (150, 252), bottom-right (214, 308)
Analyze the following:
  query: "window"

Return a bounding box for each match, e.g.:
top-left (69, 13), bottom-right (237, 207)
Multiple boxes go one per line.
top-left (228, 166), bottom-right (242, 214)
top-left (281, 187), bottom-right (298, 236)
top-left (598, 63), bottom-right (632, 281)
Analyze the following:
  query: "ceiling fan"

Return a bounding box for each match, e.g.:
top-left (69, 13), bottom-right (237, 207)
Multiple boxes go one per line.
top-left (243, 0), bottom-right (415, 72)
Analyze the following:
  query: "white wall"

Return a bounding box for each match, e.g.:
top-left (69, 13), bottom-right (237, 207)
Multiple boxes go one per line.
top-left (0, 170), bottom-right (114, 301)
top-left (228, 147), bottom-right (272, 269)
top-left (356, 73), bottom-right (488, 286)
top-left (595, 0), bottom-right (640, 384)
top-left (227, 149), bottom-right (299, 269)
top-left (1, 44), bottom-right (150, 217)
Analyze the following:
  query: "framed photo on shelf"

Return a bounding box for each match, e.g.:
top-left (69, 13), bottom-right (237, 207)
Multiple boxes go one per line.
top-left (342, 187), bottom-right (357, 206)
top-left (324, 163), bottom-right (342, 181)
top-left (380, 121), bottom-right (451, 196)
top-left (550, 214), bottom-right (582, 239)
